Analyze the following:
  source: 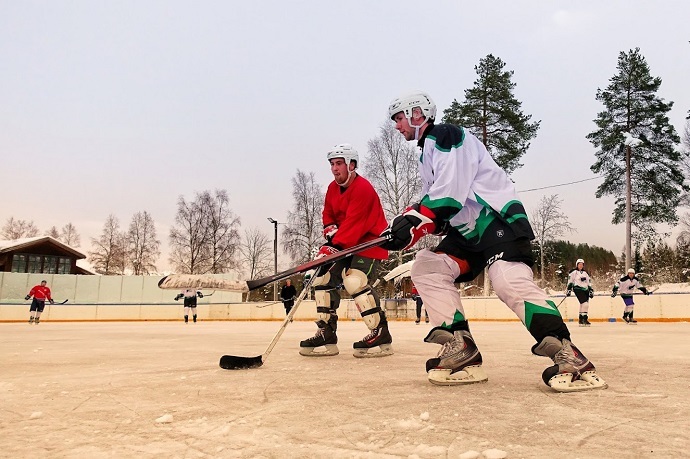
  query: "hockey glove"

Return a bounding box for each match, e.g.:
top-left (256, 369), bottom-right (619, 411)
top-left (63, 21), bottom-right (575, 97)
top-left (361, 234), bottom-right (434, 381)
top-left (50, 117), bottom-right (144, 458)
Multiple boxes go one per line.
top-left (197, 292), bottom-right (204, 298)
top-left (49, 299), bottom-right (54, 304)
top-left (565, 289), bottom-right (572, 297)
top-left (611, 291), bottom-right (617, 298)
top-left (588, 289), bottom-right (594, 299)
top-left (174, 294), bottom-right (183, 301)
top-left (25, 295), bottom-right (31, 300)
top-left (323, 224), bottom-right (338, 242)
top-left (380, 204), bottom-right (437, 251)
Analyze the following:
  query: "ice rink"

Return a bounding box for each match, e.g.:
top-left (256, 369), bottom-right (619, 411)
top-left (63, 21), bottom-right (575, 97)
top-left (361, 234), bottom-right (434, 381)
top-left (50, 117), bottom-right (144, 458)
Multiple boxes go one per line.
top-left (1, 319), bottom-right (689, 458)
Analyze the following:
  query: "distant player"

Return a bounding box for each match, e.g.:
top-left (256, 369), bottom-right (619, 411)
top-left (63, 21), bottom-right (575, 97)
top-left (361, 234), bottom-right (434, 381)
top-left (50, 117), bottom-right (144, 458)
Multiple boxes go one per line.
top-left (174, 288), bottom-right (203, 323)
top-left (411, 283), bottom-right (428, 324)
top-left (566, 258), bottom-right (594, 326)
top-left (25, 280), bottom-right (54, 324)
top-left (279, 280), bottom-right (297, 315)
top-left (611, 268), bottom-right (651, 324)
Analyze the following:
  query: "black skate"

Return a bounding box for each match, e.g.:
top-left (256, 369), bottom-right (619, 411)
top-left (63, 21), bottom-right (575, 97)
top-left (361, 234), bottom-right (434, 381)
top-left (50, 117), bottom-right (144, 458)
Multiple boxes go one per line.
top-left (299, 317), bottom-right (339, 357)
top-left (583, 314), bottom-right (591, 326)
top-left (352, 318), bottom-right (393, 358)
top-left (628, 312), bottom-right (638, 325)
top-left (424, 327), bottom-right (487, 386)
top-left (579, 314), bottom-right (591, 327)
top-left (28, 317), bottom-right (34, 324)
top-left (532, 336), bottom-right (607, 392)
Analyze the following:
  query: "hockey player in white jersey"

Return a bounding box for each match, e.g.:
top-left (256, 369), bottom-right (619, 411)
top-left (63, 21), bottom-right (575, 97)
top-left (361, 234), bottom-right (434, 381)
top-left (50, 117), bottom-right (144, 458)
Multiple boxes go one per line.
top-left (566, 259), bottom-right (594, 326)
top-left (382, 91), bottom-right (606, 392)
top-left (611, 268), bottom-right (650, 324)
top-left (174, 288), bottom-right (203, 323)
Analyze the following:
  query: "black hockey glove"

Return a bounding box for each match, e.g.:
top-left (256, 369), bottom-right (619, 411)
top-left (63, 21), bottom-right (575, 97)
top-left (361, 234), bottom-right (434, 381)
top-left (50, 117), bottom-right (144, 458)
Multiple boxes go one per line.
top-left (588, 289), bottom-right (594, 299)
top-left (611, 291), bottom-right (616, 298)
top-left (565, 289), bottom-right (572, 297)
top-left (49, 299), bottom-right (54, 304)
top-left (25, 295), bottom-right (31, 300)
top-left (197, 292), bottom-right (204, 298)
top-left (380, 204), bottom-right (437, 251)
top-left (174, 294), bottom-right (183, 301)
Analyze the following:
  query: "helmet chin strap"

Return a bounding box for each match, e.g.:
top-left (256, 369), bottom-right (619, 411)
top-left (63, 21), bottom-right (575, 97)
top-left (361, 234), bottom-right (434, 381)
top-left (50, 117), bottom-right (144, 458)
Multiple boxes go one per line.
top-left (335, 164), bottom-right (355, 186)
top-left (410, 116), bottom-right (425, 140)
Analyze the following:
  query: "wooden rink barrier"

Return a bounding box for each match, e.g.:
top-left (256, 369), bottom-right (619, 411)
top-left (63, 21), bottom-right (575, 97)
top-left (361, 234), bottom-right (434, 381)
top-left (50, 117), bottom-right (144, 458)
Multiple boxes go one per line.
top-left (2, 272), bottom-right (689, 322)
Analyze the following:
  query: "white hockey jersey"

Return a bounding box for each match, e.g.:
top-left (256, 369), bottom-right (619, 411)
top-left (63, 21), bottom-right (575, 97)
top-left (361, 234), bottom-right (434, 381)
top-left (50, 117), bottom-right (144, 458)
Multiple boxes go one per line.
top-left (567, 269), bottom-right (592, 292)
top-left (418, 124), bottom-right (534, 251)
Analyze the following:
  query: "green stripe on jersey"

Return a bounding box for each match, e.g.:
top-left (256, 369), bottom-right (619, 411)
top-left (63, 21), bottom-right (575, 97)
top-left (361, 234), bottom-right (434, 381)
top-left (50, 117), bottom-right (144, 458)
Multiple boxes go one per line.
top-left (524, 300), bottom-right (562, 329)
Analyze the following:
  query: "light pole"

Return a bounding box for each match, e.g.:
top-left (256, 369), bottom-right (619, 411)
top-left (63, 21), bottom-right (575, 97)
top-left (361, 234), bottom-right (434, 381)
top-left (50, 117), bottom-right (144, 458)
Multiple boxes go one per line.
top-left (267, 217), bottom-right (279, 301)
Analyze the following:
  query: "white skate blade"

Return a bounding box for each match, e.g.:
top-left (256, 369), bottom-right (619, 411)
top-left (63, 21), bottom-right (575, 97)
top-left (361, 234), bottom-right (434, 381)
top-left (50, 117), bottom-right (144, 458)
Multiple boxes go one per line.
top-left (428, 365), bottom-right (488, 386)
top-left (299, 344), bottom-right (339, 357)
top-left (352, 343), bottom-right (394, 358)
top-left (547, 371), bottom-right (608, 392)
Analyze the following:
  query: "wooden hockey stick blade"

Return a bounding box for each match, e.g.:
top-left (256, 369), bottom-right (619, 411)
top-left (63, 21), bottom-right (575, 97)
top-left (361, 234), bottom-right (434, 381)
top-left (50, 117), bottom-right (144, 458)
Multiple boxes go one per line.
top-left (219, 355), bottom-right (263, 370)
top-left (246, 236), bottom-right (389, 291)
top-left (219, 272), bottom-right (318, 370)
top-left (158, 275), bottom-right (248, 292)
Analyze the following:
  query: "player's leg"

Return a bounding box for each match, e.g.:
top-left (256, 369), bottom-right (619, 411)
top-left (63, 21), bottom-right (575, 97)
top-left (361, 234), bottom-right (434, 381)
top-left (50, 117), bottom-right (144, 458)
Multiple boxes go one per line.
top-left (299, 261), bottom-right (344, 357)
top-left (29, 299), bottom-right (38, 324)
top-left (488, 256), bottom-right (606, 392)
top-left (574, 290), bottom-right (591, 326)
top-left (34, 301), bottom-right (45, 324)
top-left (411, 248), bottom-right (487, 385)
top-left (623, 297), bottom-right (636, 324)
top-left (344, 257), bottom-right (393, 358)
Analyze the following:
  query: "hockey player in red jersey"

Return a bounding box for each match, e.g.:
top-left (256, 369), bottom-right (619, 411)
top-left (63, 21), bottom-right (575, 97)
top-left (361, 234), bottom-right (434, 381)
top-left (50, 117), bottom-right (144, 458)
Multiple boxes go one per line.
top-left (25, 280), bottom-right (54, 324)
top-left (382, 91), bottom-right (606, 391)
top-left (300, 143), bottom-right (393, 358)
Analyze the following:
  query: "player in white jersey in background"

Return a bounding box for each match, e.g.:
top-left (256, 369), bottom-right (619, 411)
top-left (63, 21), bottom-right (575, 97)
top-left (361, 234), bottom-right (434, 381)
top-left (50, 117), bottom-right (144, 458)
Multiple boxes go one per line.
top-left (381, 91), bottom-right (606, 392)
top-left (611, 268), bottom-right (651, 324)
top-left (566, 259), bottom-right (594, 326)
top-left (175, 288), bottom-right (203, 323)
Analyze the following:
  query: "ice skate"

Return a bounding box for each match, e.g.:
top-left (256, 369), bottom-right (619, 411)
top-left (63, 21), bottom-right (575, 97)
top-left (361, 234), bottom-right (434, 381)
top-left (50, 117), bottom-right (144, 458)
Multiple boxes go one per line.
top-left (424, 327), bottom-right (488, 386)
top-left (628, 312), bottom-right (638, 325)
top-left (28, 317), bottom-right (34, 324)
top-left (34, 318), bottom-right (40, 325)
top-left (578, 315), bottom-right (585, 327)
top-left (583, 314), bottom-right (591, 326)
top-left (415, 319), bottom-right (420, 325)
top-left (532, 336), bottom-right (607, 392)
top-left (352, 318), bottom-right (393, 358)
top-left (579, 314), bottom-right (591, 327)
top-left (299, 317), bottom-right (339, 357)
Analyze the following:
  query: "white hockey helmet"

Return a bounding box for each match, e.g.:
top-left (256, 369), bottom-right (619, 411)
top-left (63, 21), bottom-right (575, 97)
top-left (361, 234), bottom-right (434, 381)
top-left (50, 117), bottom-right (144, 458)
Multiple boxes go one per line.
top-left (576, 258), bottom-right (584, 265)
top-left (326, 143), bottom-right (358, 167)
top-left (627, 268), bottom-right (635, 274)
top-left (388, 91), bottom-right (437, 123)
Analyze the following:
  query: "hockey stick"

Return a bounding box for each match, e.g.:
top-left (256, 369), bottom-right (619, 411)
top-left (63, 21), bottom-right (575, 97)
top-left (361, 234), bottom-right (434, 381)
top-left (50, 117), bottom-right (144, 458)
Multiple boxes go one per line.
top-left (159, 236), bottom-right (389, 293)
top-left (245, 236), bottom-right (389, 291)
top-left (255, 301), bottom-right (282, 308)
top-left (219, 271), bottom-right (318, 370)
top-left (554, 295), bottom-right (568, 309)
top-left (202, 291), bottom-right (216, 297)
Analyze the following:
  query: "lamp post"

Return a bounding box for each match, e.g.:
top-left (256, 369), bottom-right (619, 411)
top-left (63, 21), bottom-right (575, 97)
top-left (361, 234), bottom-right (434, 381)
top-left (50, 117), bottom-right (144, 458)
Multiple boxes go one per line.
top-left (267, 217), bottom-right (279, 301)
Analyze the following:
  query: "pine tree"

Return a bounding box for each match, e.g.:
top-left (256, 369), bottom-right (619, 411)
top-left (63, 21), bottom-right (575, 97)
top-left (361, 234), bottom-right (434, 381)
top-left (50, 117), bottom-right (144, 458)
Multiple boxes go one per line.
top-left (587, 48), bottom-right (686, 239)
top-left (442, 54), bottom-right (540, 174)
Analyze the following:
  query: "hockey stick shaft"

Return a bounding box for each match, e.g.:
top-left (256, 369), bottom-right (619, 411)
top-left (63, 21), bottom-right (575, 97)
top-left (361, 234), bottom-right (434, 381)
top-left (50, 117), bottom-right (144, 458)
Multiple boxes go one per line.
top-left (220, 274), bottom-right (318, 370)
top-left (246, 236), bottom-right (389, 291)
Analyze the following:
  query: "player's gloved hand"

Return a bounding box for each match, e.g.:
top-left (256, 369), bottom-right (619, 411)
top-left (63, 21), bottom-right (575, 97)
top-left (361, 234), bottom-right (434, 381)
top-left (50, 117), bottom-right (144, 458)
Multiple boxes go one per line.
top-left (380, 204), bottom-right (437, 251)
top-left (323, 224), bottom-right (338, 242)
top-left (197, 292), bottom-right (203, 298)
top-left (588, 289), bottom-right (594, 299)
top-left (611, 292), bottom-right (617, 298)
top-left (49, 299), bottom-right (55, 304)
top-left (644, 290), bottom-right (652, 295)
top-left (566, 289), bottom-right (572, 297)
top-left (25, 295), bottom-right (31, 300)
top-left (174, 294), bottom-right (182, 301)
top-left (316, 243), bottom-right (339, 259)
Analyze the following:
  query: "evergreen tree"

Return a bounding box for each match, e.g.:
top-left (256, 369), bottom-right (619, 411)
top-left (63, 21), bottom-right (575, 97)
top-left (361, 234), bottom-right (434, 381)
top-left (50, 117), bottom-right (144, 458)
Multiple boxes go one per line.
top-left (587, 48), bottom-right (686, 240)
top-left (442, 54), bottom-right (540, 174)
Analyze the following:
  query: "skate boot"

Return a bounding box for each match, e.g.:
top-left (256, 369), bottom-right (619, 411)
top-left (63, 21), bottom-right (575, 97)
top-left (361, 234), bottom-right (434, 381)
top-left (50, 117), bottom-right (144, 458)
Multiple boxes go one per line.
top-left (193, 314), bottom-right (197, 323)
top-left (34, 318), bottom-right (40, 325)
top-left (299, 315), bottom-right (339, 357)
top-left (532, 336), bottom-right (607, 392)
top-left (578, 315), bottom-right (585, 327)
top-left (184, 315), bottom-right (189, 323)
top-left (28, 317), bottom-right (34, 324)
top-left (583, 314), bottom-right (591, 326)
top-left (415, 318), bottom-right (420, 325)
top-left (424, 326), bottom-right (487, 386)
top-left (628, 311), bottom-right (638, 324)
top-left (353, 315), bottom-right (394, 358)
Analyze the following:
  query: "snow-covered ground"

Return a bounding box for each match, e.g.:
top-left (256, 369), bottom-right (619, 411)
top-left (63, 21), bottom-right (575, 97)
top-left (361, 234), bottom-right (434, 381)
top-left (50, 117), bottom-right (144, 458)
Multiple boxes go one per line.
top-left (1, 320), bottom-right (689, 458)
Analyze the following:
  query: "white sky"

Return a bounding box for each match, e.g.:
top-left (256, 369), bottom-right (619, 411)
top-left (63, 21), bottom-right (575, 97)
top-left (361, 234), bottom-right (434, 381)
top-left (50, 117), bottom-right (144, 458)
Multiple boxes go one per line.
top-left (2, 1), bottom-right (689, 271)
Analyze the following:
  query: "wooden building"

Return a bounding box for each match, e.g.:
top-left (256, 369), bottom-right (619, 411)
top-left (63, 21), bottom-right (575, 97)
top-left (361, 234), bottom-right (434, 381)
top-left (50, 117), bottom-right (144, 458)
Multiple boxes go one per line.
top-left (0, 237), bottom-right (92, 275)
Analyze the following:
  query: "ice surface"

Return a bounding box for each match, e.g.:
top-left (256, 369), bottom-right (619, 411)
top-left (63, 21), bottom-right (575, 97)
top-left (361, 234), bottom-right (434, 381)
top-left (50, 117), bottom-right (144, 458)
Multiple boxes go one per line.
top-left (1, 321), bottom-right (690, 458)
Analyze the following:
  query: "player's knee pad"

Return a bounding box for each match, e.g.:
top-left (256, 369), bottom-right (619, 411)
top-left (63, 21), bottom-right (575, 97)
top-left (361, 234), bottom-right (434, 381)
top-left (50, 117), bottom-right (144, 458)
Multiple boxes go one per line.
top-left (311, 270), bottom-right (331, 288)
top-left (342, 268), bottom-right (381, 330)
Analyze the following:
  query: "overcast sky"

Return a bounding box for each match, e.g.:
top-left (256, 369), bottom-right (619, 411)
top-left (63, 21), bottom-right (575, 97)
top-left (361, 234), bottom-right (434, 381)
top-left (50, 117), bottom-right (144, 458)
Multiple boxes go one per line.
top-left (2, 1), bottom-right (689, 272)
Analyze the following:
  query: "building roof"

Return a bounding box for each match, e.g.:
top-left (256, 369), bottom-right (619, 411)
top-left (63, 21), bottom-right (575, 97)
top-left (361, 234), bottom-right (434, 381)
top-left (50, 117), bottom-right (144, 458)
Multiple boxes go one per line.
top-left (0, 236), bottom-right (86, 259)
